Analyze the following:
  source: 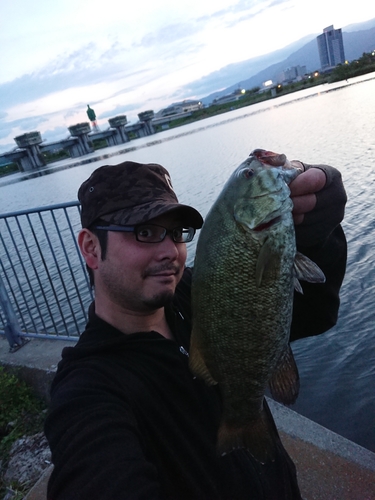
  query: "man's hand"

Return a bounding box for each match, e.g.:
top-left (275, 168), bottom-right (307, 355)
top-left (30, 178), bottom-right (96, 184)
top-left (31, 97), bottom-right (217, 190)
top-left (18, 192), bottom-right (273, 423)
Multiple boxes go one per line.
top-left (289, 162), bottom-right (347, 247)
top-left (290, 167), bottom-right (326, 225)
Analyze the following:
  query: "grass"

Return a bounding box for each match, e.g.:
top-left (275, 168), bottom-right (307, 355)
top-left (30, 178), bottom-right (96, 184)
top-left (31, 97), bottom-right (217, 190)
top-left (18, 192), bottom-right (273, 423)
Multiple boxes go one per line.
top-left (0, 163), bottom-right (19, 178)
top-left (0, 367), bottom-right (47, 498)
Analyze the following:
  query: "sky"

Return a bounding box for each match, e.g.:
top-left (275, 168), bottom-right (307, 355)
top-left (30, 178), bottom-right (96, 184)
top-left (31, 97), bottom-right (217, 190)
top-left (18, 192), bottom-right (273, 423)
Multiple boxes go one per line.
top-left (0, 0), bottom-right (373, 154)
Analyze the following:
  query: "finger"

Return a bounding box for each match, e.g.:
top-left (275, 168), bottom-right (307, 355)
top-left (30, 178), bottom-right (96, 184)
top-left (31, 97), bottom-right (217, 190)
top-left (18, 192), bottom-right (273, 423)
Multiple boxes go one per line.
top-left (293, 213), bottom-right (304, 225)
top-left (292, 193), bottom-right (317, 215)
top-left (290, 168), bottom-right (326, 197)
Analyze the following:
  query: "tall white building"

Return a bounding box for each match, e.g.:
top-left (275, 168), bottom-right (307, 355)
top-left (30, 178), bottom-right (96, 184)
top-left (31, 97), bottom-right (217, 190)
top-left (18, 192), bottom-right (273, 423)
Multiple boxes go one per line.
top-left (317, 25), bottom-right (346, 70)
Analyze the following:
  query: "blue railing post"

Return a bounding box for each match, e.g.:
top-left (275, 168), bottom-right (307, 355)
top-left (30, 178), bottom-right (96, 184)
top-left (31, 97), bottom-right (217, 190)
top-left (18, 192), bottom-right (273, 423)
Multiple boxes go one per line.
top-left (0, 271), bottom-right (24, 349)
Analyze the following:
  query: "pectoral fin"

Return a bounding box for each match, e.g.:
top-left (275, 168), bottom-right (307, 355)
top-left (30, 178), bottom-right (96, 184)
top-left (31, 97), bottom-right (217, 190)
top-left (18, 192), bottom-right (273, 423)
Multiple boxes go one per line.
top-left (293, 251), bottom-right (326, 293)
top-left (189, 333), bottom-right (218, 386)
top-left (255, 239), bottom-right (279, 287)
top-left (293, 276), bottom-right (304, 294)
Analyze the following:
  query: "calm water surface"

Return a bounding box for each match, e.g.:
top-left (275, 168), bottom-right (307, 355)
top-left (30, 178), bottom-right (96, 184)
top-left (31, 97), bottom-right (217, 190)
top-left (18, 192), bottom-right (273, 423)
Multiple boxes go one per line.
top-left (1, 73), bottom-right (374, 452)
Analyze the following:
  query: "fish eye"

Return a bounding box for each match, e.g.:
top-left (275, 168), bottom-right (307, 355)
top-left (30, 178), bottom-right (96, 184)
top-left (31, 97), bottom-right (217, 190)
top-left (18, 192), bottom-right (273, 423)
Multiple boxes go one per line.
top-left (244, 168), bottom-right (254, 178)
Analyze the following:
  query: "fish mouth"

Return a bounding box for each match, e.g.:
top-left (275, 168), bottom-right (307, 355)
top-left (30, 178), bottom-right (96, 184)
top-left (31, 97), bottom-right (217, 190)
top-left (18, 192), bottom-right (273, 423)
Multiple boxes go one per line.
top-left (253, 215), bottom-right (282, 232)
top-left (251, 149), bottom-right (287, 167)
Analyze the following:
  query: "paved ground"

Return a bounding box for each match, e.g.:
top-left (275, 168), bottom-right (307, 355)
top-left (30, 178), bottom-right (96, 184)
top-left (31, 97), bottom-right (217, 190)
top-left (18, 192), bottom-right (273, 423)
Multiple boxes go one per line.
top-left (1, 335), bottom-right (375, 499)
top-left (269, 400), bottom-right (375, 499)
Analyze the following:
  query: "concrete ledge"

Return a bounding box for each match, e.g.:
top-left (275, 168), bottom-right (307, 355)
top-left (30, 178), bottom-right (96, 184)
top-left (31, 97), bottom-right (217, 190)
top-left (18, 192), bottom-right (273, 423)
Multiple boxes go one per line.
top-left (280, 432), bottom-right (375, 499)
top-left (24, 465), bottom-right (53, 500)
top-left (268, 398), bottom-right (375, 470)
top-left (269, 399), bottom-right (375, 499)
top-left (0, 336), bottom-right (73, 401)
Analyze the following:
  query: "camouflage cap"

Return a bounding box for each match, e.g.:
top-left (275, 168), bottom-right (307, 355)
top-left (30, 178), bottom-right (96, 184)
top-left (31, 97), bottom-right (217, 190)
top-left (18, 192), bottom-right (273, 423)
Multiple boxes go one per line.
top-left (78, 161), bottom-right (203, 229)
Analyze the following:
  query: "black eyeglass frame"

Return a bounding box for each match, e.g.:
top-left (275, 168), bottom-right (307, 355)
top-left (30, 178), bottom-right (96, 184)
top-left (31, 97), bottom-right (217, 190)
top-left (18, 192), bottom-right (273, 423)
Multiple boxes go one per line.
top-left (94, 223), bottom-right (196, 244)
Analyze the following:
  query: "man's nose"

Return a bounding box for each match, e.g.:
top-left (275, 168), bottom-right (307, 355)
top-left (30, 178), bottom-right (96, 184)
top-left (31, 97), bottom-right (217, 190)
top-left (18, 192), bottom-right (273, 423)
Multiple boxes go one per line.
top-left (158, 233), bottom-right (181, 258)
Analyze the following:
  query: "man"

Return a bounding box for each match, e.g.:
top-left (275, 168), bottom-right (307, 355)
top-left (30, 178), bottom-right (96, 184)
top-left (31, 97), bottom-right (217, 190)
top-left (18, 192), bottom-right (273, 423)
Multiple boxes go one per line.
top-left (44, 160), bottom-right (347, 499)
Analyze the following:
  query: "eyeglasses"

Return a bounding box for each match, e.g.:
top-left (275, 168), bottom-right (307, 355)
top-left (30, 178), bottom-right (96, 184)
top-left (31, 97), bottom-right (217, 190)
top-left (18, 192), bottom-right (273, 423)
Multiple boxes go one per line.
top-left (94, 223), bottom-right (196, 244)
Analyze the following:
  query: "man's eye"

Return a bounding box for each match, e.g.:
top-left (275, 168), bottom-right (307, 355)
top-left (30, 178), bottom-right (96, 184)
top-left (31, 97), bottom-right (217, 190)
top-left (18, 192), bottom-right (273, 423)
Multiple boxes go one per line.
top-left (172, 227), bottom-right (184, 240)
top-left (137, 227), bottom-right (154, 238)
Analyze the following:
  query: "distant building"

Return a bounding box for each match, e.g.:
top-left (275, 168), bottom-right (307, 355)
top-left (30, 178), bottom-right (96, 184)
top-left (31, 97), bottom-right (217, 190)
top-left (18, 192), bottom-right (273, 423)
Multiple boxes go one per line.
top-left (317, 25), bottom-right (346, 71)
top-left (152, 100), bottom-right (203, 128)
top-left (278, 65), bottom-right (307, 83)
top-left (211, 88), bottom-right (246, 105)
top-left (154, 100), bottom-right (202, 118)
top-left (259, 80), bottom-right (274, 92)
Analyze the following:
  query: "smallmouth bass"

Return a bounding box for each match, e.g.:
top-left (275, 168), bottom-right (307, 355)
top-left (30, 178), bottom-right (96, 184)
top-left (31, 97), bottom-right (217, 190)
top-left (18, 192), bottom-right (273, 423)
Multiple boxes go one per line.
top-left (189, 149), bottom-right (325, 462)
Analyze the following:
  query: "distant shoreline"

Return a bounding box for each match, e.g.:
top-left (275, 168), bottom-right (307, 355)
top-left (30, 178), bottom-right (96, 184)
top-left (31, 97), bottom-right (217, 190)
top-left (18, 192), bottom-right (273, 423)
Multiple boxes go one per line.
top-left (1, 67), bottom-right (375, 186)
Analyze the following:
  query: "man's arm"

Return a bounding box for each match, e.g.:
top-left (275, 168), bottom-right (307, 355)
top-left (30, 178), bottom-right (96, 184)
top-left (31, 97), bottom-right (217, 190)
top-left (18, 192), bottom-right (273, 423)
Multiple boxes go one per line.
top-left (45, 363), bottom-right (161, 500)
top-left (289, 163), bottom-right (347, 341)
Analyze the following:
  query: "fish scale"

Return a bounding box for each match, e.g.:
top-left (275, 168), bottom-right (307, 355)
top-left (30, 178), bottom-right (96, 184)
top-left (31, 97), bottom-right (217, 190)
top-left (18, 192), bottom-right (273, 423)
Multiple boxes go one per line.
top-left (189, 149), bottom-right (325, 462)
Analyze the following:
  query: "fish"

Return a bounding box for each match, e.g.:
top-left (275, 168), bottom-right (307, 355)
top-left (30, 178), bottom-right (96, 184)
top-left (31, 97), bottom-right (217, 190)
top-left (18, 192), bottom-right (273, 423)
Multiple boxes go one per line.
top-left (189, 148), bottom-right (325, 462)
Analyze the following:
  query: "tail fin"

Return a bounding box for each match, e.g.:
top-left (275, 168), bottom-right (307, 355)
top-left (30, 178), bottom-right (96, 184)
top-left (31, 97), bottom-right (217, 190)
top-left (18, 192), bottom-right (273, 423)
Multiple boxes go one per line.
top-left (217, 406), bottom-right (278, 464)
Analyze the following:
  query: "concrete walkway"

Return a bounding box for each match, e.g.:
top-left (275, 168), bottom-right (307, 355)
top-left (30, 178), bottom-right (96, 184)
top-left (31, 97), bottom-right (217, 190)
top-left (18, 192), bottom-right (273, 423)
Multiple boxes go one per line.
top-left (269, 400), bottom-right (375, 499)
top-left (1, 335), bottom-right (375, 499)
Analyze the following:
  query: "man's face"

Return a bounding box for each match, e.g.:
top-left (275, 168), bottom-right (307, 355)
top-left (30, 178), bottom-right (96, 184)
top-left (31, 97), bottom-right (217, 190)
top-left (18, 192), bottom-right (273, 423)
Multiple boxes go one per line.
top-left (95, 213), bottom-right (188, 313)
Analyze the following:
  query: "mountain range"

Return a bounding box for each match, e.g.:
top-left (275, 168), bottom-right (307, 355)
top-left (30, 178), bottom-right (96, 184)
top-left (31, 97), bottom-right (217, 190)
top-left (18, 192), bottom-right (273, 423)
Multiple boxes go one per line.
top-left (200, 17), bottom-right (375, 105)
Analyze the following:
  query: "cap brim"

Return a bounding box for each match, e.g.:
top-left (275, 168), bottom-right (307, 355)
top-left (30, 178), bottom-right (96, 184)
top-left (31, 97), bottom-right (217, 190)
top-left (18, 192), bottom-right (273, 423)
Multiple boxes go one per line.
top-left (100, 203), bottom-right (203, 229)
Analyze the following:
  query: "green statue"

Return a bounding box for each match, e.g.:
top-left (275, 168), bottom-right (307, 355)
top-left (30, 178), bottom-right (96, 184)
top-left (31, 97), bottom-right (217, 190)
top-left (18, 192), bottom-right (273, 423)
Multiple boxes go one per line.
top-left (87, 105), bottom-right (99, 131)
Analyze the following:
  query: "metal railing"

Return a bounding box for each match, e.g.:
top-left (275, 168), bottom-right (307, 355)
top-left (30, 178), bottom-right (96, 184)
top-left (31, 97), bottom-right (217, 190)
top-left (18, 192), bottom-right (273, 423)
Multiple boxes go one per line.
top-left (0, 201), bottom-right (93, 346)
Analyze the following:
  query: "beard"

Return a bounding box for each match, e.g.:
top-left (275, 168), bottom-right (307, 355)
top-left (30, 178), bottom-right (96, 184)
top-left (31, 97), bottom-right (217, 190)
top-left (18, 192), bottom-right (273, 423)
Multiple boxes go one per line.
top-left (142, 289), bottom-right (174, 310)
top-left (99, 257), bottom-right (182, 313)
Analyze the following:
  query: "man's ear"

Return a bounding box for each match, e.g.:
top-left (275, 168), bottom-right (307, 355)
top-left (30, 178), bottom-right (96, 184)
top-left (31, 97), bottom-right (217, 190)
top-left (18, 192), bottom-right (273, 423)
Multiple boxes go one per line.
top-left (78, 229), bottom-right (101, 270)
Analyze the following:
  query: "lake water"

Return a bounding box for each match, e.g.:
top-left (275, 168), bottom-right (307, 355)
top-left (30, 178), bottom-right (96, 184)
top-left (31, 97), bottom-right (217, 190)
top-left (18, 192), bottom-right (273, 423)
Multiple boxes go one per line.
top-left (1, 72), bottom-right (375, 452)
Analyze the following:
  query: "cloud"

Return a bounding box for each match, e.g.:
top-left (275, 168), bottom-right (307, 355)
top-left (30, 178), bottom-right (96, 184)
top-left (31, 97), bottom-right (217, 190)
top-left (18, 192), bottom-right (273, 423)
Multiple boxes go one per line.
top-left (42, 125), bottom-right (73, 143)
top-left (0, 128), bottom-right (14, 141)
top-left (179, 34), bottom-right (299, 98)
top-left (0, 114), bottom-right (50, 144)
top-left (100, 103), bottom-right (142, 119)
top-left (136, 21), bottom-right (201, 48)
top-left (0, 44), bottom-right (142, 110)
top-left (5, 115), bottom-right (49, 131)
top-left (1, 3), bottom-right (277, 131)
top-left (196, 0), bottom-right (287, 28)
top-left (0, 27), bottom-right (204, 118)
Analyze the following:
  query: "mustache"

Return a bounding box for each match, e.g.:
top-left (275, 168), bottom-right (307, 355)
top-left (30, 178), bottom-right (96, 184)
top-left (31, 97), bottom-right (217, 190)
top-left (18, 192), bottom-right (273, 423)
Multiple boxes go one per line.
top-left (143, 264), bottom-right (181, 278)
